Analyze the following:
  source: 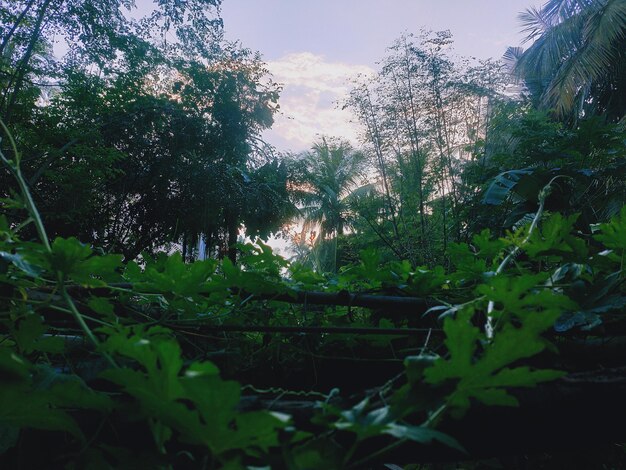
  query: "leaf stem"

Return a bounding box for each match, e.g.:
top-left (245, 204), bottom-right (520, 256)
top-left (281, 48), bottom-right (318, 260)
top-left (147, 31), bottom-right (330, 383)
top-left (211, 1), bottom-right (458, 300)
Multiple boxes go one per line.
top-left (347, 438), bottom-right (406, 469)
top-left (0, 123), bottom-right (50, 251)
top-left (59, 281), bottom-right (117, 367)
top-left (423, 403), bottom-right (447, 428)
top-left (485, 178), bottom-right (564, 339)
top-left (0, 119), bottom-right (116, 367)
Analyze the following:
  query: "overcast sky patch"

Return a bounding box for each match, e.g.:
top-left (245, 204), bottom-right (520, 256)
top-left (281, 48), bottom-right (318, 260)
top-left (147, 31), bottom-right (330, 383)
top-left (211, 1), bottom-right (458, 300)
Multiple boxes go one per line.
top-left (262, 52), bottom-right (374, 153)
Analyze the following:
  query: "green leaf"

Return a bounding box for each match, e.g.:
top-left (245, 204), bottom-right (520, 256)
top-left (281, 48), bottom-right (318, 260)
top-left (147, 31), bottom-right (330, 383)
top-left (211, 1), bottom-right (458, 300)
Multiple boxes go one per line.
top-left (180, 376), bottom-right (241, 451)
top-left (12, 314), bottom-right (45, 353)
top-left (182, 374), bottom-right (285, 454)
top-left (88, 296), bottom-right (115, 317)
top-left (406, 266), bottom-right (447, 296)
top-left (0, 214), bottom-right (9, 233)
top-left (290, 437), bottom-right (344, 470)
top-left (0, 251), bottom-right (42, 277)
top-left (101, 326), bottom-right (184, 400)
top-left (486, 367), bottom-right (564, 388)
top-left (404, 354), bottom-right (439, 385)
top-left (34, 336), bottom-right (65, 353)
top-left (477, 273), bottom-right (576, 322)
top-left (472, 229), bottom-right (507, 260)
top-left (555, 311), bottom-right (602, 332)
top-left (0, 385), bottom-right (83, 440)
top-left (594, 204), bottom-right (626, 250)
top-left (48, 379), bottom-right (114, 411)
top-left (383, 423), bottom-right (465, 453)
top-left (425, 310), bottom-right (481, 383)
top-left (9, 314), bottom-right (64, 354)
top-left (49, 237), bottom-right (92, 275)
top-left (100, 367), bottom-right (180, 416)
top-left (448, 243), bottom-right (489, 283)
top-left (0, 348), bottom-right (31, 381)
top-left (230, 411), bottom-right (285, 452)
top-left (547, 262), bottom-right (589, 285)
top-left (424, 308), bottom-right (565, 416)
top-left (184, 361), bottom-right (220, 378)
top-left (525, 213), bottom-right (587, 259)
top-left (133, 253), bottom-right (217, 299)
top-left (100, 324), bottom-right (284, 455)
top-left (47, 237), bottom-right (123, 286)
top-left (124, 261), bottom-right (142, 282)
top-left (222, 257), bottom-right (240, 282)
top-left (470, 388), bottom-right (519, 407)
top-left (335, 398), bottom-right (391, 439)
top-left (75, 254), bottom-right (124, 285)
top-left (483, 168), bottom-right (534, 205)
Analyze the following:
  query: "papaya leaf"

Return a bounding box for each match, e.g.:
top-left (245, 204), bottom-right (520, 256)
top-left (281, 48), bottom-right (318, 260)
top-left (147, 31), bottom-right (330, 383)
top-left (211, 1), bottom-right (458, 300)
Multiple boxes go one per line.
top-left (88, 296), bottom-right (115, 317)
top-left (0, 385), bottom-right (83, 441)
top-left (424, 309), bottom-right (565, 416)
top-left (594, 204), bottom-right (626, 250)
top-left (471, 229), bottom-right (507, 261)
top-left (290, 437), bottom-right (344, 470)
top-left (525, 213), bottom-right (587, 260)
top-left (10, 315), bottom-right (65, 354)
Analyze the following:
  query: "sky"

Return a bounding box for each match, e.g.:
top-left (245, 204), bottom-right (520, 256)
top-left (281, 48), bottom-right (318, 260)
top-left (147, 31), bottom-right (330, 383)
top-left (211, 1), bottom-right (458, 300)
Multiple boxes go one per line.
top-left (219, 0), bottom-right (542, 153)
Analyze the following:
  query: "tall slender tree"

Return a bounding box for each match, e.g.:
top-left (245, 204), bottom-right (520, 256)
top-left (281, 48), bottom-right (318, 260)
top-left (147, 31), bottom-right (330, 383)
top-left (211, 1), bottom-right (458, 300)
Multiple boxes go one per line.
top-left (347, 31), bottom-right (508, 263)
top-left (290, 137), bottom-right (368, 272)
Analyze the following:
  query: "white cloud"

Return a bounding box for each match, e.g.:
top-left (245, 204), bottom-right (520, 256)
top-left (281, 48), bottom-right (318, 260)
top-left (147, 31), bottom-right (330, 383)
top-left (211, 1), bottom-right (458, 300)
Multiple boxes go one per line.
top-left (264, 52), bottom-right (374, 152)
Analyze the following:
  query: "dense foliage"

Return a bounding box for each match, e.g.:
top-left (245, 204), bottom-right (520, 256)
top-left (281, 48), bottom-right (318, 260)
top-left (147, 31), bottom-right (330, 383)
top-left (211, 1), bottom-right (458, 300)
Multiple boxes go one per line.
top-left (2, 134), bottom-right (626, 466)
top-left (1, 0), bottom-right (289, 262)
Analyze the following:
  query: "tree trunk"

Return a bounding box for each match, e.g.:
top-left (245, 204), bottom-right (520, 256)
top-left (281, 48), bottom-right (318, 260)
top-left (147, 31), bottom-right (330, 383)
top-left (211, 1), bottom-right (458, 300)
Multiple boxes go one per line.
top-left (1, 0), bottom-right (54, 123)
top-left (0, 0), bottom-right (37, 58)
top-left (226, 211), bottom-right (239, 264)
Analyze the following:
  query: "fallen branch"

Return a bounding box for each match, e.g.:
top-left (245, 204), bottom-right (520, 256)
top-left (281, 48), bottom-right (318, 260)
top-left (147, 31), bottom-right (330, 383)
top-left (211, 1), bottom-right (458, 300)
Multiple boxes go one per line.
top-left (60, 283), bottom-right (434, 314)
top-left (169, 324), bottom-right (441, 336)
top-left (248, 289), bottom-right (432, 313)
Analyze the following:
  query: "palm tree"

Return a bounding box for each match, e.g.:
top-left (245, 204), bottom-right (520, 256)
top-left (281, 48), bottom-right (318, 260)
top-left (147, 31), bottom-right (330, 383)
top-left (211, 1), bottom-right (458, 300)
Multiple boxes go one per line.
top-left (507, 0), bottom-right (626, 121)
top-left (291, 137), bottom-right (370, 271)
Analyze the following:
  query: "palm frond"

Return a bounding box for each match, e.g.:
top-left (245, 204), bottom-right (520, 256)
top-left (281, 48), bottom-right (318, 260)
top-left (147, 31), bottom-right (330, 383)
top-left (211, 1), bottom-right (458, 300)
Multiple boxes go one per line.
top-left (503, 46), bottom-right (524, 66)
top-left (541, 0), bottom-right (599, 22)
top-left (519, 6), bottom-right (555, 43)
top-left (581, 0), bottom-right (626, 74)
top-left (545, 0), bottom-right (626, 115)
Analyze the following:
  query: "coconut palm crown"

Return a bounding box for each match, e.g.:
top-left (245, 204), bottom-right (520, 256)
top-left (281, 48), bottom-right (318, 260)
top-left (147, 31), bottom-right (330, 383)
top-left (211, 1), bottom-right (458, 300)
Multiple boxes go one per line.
top-left (292, 137), bottom-right (369, 240)
top-left (506, 0), bottom-right (626, 122)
